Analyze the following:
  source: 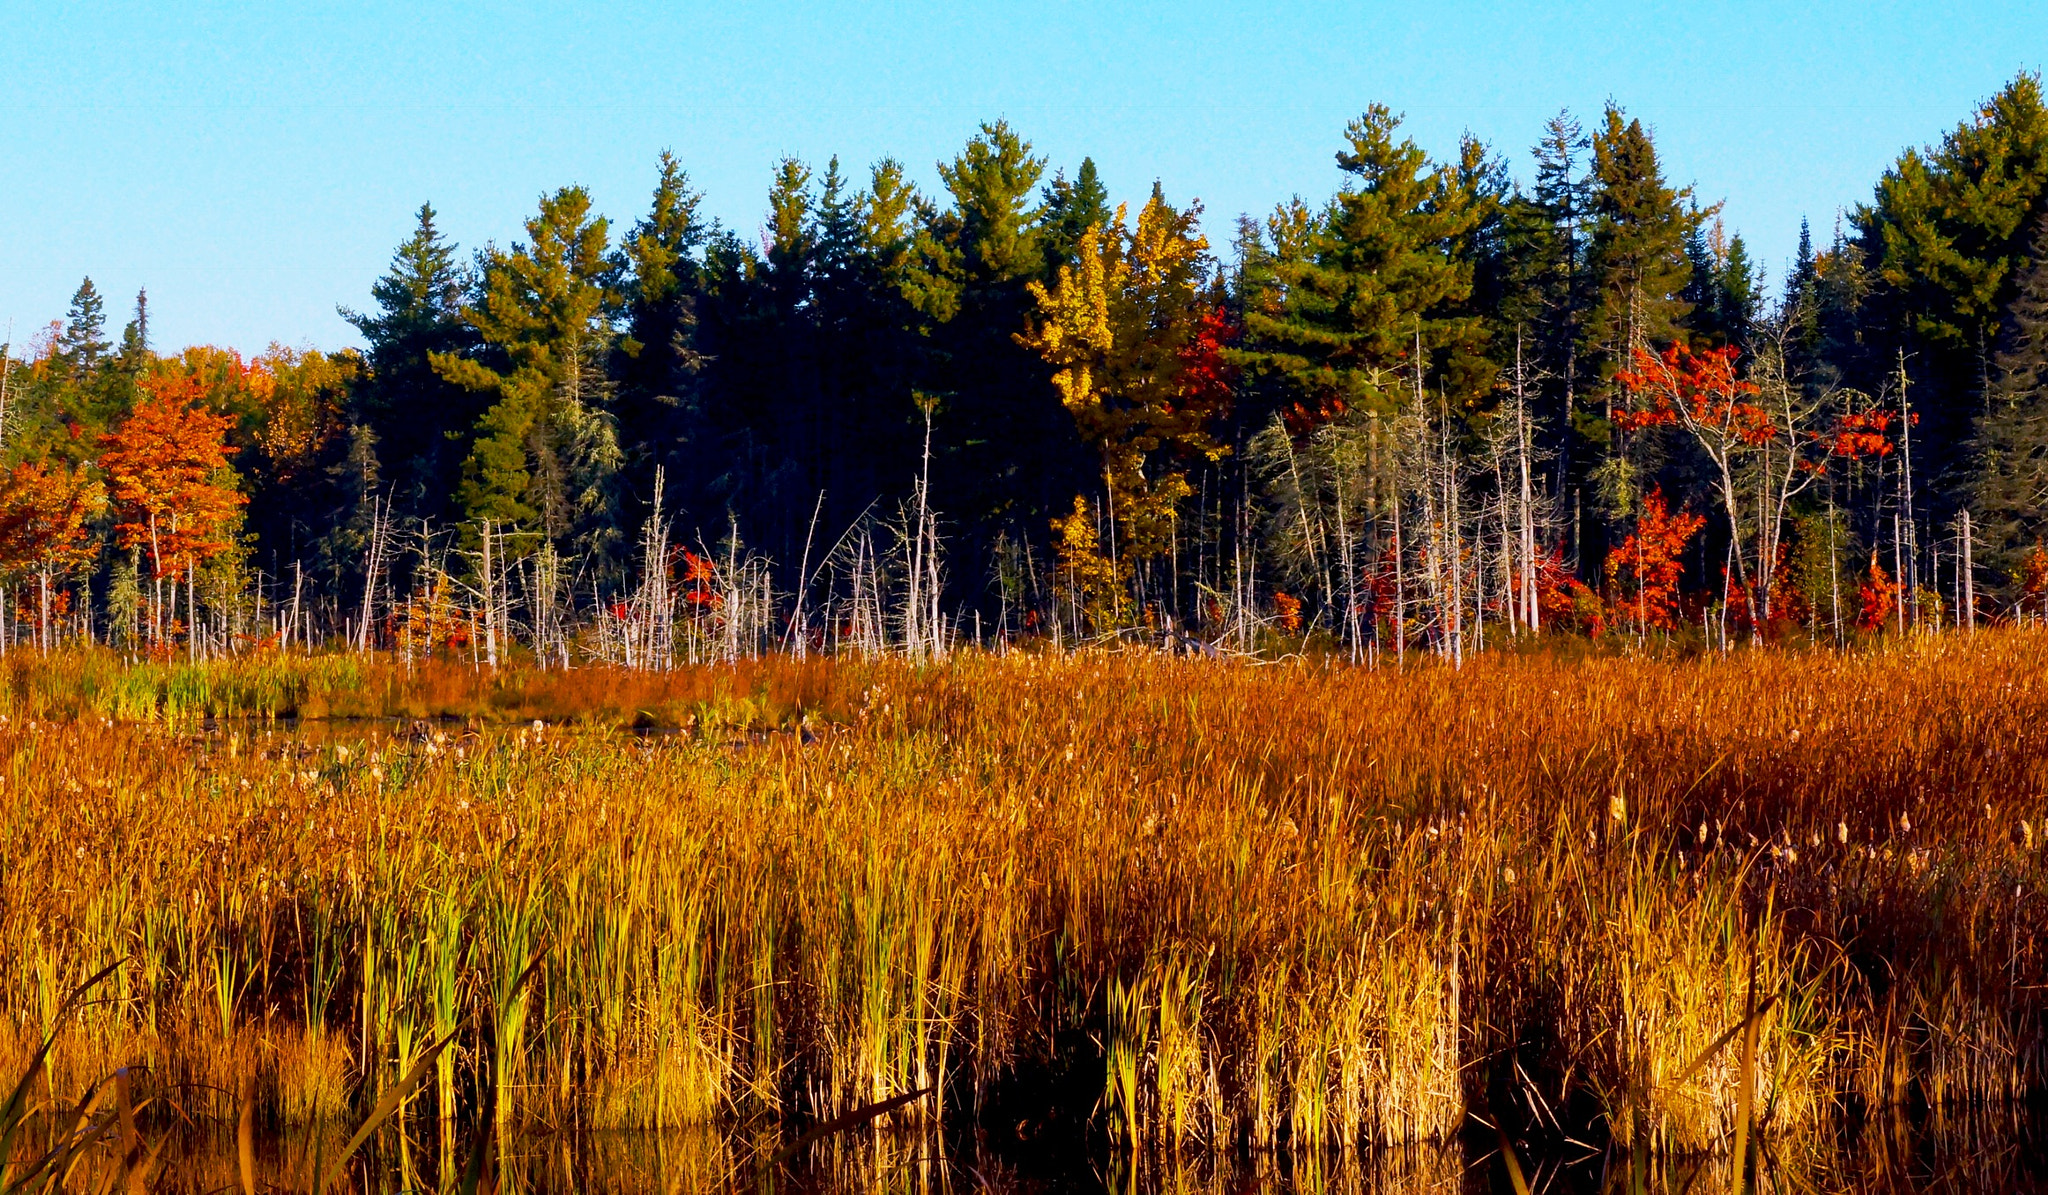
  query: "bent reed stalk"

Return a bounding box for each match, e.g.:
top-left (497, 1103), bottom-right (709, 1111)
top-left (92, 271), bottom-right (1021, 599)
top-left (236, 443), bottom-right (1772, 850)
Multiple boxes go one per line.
top-left (0, 636), bottom-right (2044, 1155)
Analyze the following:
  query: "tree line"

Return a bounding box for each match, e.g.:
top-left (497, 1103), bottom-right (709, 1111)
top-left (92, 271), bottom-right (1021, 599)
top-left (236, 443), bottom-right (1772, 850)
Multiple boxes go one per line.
top-left (4, 74), bottom-right (2047, 660)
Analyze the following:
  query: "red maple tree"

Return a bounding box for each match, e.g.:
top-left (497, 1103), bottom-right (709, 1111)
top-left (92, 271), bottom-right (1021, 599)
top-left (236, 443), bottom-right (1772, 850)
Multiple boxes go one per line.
top-left (1605, 487), bottom-right (1705, 633)
top-left (1855, 554), bottom-right (1901, 632)
top-left (1619, 342), bottom-right (1894, 638)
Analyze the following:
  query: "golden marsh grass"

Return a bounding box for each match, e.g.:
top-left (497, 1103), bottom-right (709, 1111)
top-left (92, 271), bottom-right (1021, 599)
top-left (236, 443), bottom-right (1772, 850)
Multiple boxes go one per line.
top-left (1, 637), bottom-right (2044, 1155)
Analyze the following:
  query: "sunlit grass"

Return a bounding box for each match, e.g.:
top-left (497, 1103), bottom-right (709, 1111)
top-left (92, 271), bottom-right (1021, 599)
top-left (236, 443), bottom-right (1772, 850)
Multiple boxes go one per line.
top-left (0, 635), bottom-right (2042, 1154)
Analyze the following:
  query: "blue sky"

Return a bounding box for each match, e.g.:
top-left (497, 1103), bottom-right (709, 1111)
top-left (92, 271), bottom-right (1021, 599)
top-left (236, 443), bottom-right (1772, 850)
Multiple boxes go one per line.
top-left (2, 1), bottom-right (2042, 355)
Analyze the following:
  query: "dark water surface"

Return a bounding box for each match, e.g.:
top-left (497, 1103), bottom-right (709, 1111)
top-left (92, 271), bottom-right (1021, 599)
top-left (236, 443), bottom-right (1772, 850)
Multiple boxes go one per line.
top-left (121, 1107), bottom-right (2048, 1194)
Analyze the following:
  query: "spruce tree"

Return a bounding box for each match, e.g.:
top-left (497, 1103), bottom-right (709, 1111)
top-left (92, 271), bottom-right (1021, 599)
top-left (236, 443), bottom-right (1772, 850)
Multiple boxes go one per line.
top-left (1236, 105), bottom-right (1495, 423)
top-left (1717, 233), bottom-right (1761, 347)
top-left (431, 186), bottom-right (622, 559)
top-left (1499, 112), bottom-right (1595, 491)
top-left (58, 278), bottom-right (110, 374)
top-left (1856, 71), bottom-right (2048, 488)
top-left (1682, 220), bottom-right (1762, 348)
top-left (1969, 208), bottom-right (2048, 590)
top-left (1501, 112), bottom-right (1591, 358)
top-left (119, 289), bottom-right (149, 368)
top-left (811, 158), bottom-right (930, 536)
top-left (1041, 157), bottom-right (1111, 270)
top-left (616, 152), bottom-right (711, 515)
top-left (342, 204), bottom-right (477, 522)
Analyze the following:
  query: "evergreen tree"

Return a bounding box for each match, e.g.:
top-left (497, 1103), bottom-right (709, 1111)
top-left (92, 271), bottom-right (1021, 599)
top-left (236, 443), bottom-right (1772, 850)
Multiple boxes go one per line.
top-left (1810, 219), bottom-right (1871, 389)
top-left (913, 121), bottom-right (1078, 568)
top-left (1575, 103), bottom-right (1708, 554)
top-left (1683, 219), bottom-right (1762, 347)
top-left (58, 278), bottom-right (110, 374)
top-left (1969, 208), bottom-right (2048, 589)
top-left (432, 187), bottom-right (623, 560)
top-left (343, 205), bottom-right (478, 523)
top-left (808, 158), bottom-right (930, 536)
top-left (1041, 157), bottom-right (1112, 270)
top-left (119, 289), bottom-right (149, 369)
top-left (616, 152), bottom-right (711, 517)
top-left (1235, 105), bottom-right (1496, 424)
top-left (1788, 218), bottom-right (1817, 309)
top-left (1855, 71), bottom-right (2048, 489)
top-left (1583, 104), bottom-right (1706, 415)
top-left (1498, 112), bottom-right (1594, 492)
top-left (1501, 111), bottom-right (1591, 348)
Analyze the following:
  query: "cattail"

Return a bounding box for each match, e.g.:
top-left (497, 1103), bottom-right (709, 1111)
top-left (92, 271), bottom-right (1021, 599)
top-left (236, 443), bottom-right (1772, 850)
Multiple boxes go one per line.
top-left (1838, 820), bottom-right (1849, 845)
top-left (1609, 795), bottom-right (1627, 825)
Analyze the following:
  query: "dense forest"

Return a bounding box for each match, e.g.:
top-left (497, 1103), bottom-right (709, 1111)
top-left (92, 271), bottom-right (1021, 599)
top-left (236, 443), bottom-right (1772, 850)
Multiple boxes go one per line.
top-left (5, 74), bottom-right (2048, 661)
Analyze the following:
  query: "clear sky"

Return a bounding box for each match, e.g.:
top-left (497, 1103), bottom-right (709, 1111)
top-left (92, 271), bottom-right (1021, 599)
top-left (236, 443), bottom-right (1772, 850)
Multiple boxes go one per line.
top-left (2, 1), bottom-right (2042, 356)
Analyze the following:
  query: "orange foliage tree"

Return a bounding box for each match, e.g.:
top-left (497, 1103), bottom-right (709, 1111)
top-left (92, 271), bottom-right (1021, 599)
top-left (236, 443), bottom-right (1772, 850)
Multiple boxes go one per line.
top-left (2021, 544), bottom-right (2048, 623)
top-left (98, 374), bottom-right (247, 648)
top-left (1604, 487), bottom-right (1705, 633)
top-left (0, 460), bottom-right (107, 648)
top-left (1856, 553), bottom-right (1901, 632)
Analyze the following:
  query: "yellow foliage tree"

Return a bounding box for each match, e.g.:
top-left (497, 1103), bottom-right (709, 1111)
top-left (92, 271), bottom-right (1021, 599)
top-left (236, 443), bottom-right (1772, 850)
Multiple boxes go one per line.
top-left (1022, 189), bottom-right (1233, 627)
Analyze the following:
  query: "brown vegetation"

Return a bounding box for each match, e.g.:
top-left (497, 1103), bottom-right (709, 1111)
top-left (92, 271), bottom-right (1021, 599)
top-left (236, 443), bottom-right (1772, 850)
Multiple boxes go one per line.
top-left (1, 637), bottom-right (2043, 1158)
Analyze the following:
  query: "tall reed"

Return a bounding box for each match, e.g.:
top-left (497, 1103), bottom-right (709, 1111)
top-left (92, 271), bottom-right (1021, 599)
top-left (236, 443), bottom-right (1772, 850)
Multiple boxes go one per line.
top-left (1, 635), bottom-right (2043, 1155)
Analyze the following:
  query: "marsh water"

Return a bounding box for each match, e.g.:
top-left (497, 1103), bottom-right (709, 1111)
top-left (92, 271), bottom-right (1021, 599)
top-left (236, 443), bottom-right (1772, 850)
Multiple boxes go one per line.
top-left (118, 1106), bottom-right (2048, 1194)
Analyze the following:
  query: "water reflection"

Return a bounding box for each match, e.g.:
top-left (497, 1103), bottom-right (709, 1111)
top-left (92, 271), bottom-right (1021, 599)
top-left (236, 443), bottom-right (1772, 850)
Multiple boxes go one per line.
top-left (124, 1105), bottom-right (2047, 1194)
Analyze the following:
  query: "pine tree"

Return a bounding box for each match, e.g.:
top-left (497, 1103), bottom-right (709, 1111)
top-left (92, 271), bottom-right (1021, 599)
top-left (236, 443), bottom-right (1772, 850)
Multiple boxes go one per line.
top-left (1856, 71), bottom-right (2048, 485)
top-left (1969, 208), bottom-right (2048, 591)
top-left (58, 278), bottom-right (110, 374)
top-left (1583, 105), bottom-right (1706, 414)
top-left (431, 187), bottom-right (622, 557)
top-left (1235, 105), bottom-right (1495, 424)
top-left (343, 204), bottom-right (477, 521)
top-left (913, 121), bottom-right (1079, 561)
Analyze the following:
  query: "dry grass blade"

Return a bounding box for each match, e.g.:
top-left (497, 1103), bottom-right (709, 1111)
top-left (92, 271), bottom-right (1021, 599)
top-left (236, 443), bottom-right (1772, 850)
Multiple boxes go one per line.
top-left (235, 1068), bottom-right (255, 1195)
top-left (1494, 1123), bottom-right (1533, 1195)
top-left (770, 1087), bottom-right (934, 1166)
top-left (3, 1081), bottom-right (111, 1195)
top-left (1730, 958), bottom-right (1761, 1195)
top-left (309, 1028), bottom-right (457, 1193)
top-left (0, 962), bottom-right (123, 1190)
top-left (1664, 994), bottom-right (1780, 1094)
